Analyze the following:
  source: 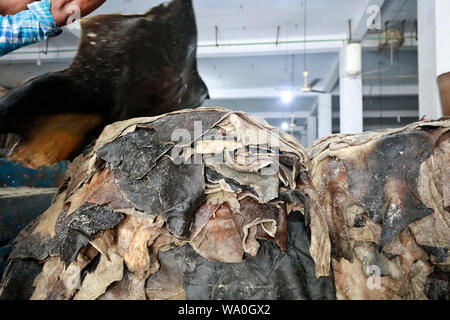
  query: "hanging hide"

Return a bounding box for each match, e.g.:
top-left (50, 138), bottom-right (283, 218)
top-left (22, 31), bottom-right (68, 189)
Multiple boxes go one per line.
top-left (0, 0), bottom-right (208, 169)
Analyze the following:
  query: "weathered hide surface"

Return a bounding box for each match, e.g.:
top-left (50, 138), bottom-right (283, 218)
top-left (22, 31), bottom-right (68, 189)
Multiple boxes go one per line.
top-left (0, 0), bottom-right (208, 168)
top-left (0, 107), bottom-right (335, 300)
top-left (1, 111), bottom-right (448, 300)
top-left (308, 118), bottom-right (450, 300)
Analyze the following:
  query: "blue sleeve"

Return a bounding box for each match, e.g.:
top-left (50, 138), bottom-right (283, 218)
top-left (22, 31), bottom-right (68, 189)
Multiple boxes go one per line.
top-left (0, 0), bottom-right (62, 57)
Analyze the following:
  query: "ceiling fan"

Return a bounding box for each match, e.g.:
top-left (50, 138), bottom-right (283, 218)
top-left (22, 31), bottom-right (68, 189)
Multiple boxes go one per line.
top-left (277, 58), bottom-right (326, 95)
top-left (301, 70), bottom-right (327, 93)
top-left (277, 0), bottom-right (328, 96)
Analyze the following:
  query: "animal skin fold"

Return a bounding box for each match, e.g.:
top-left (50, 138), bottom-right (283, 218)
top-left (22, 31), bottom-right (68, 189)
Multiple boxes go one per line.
top-left (0, 111), bottom-right (449, 300)
top-left (308, 118), bottom-right (450, 300)
top-left (0, 0), bottom-right (208, 169)
top-left (1, 107), bottom-right (335, 300)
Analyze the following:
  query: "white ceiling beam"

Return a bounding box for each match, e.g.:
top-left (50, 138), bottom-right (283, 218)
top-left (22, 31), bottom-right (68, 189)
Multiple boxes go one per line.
top-left (210, 83), bottom-right (418, 100)
top-left (197, 35), bottom-right (345, 58)
top-left (333, 110), bottom-right (419, 118)
top-left (210, 87), bottom-right (321, 100)
top-left (331, 84), bottom-right (418, 96)
top-left (333, 124), bottom-right (413, 132)
top-left (248, 111), bottom-right (311, 120)
top-left (362, 84), bottom-right (419, 96)
top-left (249, 110), bottom-right (418, 121)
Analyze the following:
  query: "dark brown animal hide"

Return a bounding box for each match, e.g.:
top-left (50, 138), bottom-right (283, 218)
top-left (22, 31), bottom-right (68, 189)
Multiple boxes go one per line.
top-left (0, 0), bottom-right (208, 168)
top-left (308, 118), bottom-right (450, 300)
top-left (1, 108), bottom-right (333, 300)
top-left (1, 110), bottom-right (448, 300)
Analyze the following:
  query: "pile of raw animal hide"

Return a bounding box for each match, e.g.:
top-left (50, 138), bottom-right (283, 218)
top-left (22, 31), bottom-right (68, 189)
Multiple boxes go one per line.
top-left (0, 0), bottom-right (208, 168)
top-left (1, 109), bottom-right (448, 300)
top-left (308, 118), bottom-right (450, 300)
top-left (0, 107), bottom-right (336, 300)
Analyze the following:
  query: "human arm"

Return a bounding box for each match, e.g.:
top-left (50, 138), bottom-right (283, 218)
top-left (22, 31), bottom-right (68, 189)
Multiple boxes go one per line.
top-left (0, 0), bottom-right (106, 56)
top-left (0, 0), bottom-right (35, 16)
top-left (0, 0), bottom-right (106, 24)
top-left (0, 0), bottom-right (61, 57)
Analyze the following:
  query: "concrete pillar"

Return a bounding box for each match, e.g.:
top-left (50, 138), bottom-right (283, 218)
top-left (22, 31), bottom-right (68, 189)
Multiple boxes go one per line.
top-left (418, 0), bottom-right (450, 119)
top-left (307, 116), bottom-right (317, 146)
top-left (318, 94), bottom-right (332, 138)
top-left (339, 44), bottom-right (363, 134)
top-left (300, 129), bottom-right (308, 147)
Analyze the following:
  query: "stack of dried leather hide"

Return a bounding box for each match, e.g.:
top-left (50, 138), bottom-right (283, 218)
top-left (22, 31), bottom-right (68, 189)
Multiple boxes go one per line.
top-left (308, 118), bottom-right (450, 300)
top-left (0, 107), bottom-right (336, 300)
top-left (1, 110), bottom-right (448, 300)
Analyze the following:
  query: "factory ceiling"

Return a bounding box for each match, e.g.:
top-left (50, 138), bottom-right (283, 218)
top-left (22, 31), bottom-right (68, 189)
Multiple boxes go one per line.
top-left (0, 0), bottom-right (420, 137)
